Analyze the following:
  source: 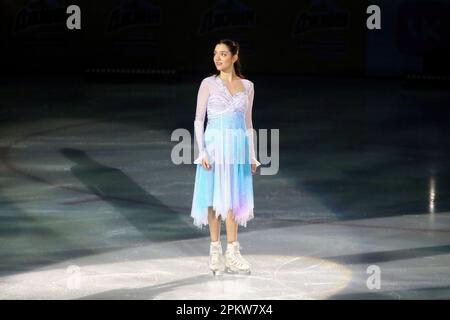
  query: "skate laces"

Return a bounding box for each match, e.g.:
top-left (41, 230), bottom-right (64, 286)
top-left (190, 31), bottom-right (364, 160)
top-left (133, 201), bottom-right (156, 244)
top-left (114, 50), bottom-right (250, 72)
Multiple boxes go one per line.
top-left (226, 242), bottom-right (249, 268)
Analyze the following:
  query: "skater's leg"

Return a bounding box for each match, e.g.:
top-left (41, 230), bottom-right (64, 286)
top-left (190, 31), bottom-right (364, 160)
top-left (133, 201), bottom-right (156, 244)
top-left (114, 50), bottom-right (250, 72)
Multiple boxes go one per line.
top-left (225, 209), bottom-right (238, 243)
top-left (208, 207), bottom-right (224, 275)
top-left (224, 209), bottom-right (251, 274)
top-left (208, 207), bottom-right (221, 241)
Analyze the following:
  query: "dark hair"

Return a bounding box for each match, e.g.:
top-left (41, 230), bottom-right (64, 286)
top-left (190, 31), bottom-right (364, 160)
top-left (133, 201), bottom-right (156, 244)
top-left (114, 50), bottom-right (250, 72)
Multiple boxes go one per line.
top-left (212, 39), bottom-right (245, 79)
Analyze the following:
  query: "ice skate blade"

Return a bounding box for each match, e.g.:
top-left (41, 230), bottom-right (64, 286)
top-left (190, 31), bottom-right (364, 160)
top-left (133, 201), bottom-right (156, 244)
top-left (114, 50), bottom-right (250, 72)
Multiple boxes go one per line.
top-left (210, 269), bottom-right (224, 276)
top-left (225, 267), bottom-right (251, 275)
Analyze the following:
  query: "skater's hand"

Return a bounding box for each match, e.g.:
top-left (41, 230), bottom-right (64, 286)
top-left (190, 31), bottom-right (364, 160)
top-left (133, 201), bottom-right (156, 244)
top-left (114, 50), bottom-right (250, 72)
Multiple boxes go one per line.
top-left (201, 155), bottom-right (211, 170)
top-left (251, 163), bottom-right (257, 174)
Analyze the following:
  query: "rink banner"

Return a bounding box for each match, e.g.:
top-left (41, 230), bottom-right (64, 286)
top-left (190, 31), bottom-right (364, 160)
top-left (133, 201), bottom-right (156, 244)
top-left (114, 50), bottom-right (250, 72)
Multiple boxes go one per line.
top-left (366, 0), bottom-right (450, 76)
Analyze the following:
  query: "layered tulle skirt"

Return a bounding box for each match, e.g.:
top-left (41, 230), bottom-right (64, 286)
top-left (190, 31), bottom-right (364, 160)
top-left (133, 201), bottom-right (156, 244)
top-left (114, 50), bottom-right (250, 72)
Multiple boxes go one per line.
top-left (191, 111), bottom-right (255, 229)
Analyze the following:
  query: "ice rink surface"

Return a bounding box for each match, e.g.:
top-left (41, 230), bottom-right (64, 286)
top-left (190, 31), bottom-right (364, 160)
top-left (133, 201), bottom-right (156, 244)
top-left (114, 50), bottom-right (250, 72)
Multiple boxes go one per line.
top-left (1, 75), bottom-right (449, 299)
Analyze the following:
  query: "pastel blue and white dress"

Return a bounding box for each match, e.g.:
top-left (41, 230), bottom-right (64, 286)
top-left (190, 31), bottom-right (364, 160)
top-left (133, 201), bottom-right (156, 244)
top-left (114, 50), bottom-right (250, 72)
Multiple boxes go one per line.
top-left (191, 75), bottom-right (261, 229)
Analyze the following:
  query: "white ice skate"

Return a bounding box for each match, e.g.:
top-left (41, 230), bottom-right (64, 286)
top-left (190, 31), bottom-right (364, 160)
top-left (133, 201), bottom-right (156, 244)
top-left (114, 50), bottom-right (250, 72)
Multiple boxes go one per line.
top-left (209, 241), bottom-right (225, 276)
top-left (224, 241), bottom-right (251, 275)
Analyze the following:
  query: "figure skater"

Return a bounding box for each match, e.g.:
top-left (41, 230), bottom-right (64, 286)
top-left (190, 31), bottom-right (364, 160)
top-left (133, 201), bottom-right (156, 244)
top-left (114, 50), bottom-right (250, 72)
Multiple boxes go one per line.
top-left (191, 39), bottom-right (261, 275)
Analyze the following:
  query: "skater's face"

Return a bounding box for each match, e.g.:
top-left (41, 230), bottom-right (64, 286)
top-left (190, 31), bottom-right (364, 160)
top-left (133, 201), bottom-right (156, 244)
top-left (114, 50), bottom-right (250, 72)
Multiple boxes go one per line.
top-left (213, 44), bottom-right (238, 72)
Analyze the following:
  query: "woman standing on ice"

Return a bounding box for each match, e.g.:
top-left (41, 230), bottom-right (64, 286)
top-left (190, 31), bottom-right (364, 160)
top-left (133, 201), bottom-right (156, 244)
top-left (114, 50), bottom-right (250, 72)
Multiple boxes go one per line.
top-left (191, 39), bottom-right (261, 275)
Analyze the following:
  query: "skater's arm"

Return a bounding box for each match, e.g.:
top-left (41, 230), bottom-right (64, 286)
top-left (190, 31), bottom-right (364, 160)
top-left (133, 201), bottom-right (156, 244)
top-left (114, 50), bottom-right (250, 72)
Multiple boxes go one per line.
top-left (245, 82), bottom-right (261, 168)
top-left (193, 79), bottom-right (209, 164)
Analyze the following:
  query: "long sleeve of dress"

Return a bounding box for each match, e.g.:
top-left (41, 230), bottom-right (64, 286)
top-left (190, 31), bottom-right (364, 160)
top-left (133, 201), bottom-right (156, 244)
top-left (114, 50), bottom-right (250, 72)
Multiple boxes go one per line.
top-left (193, 79), bottom-right (210, 164)
top-left (245, 82), bottom-right (261, 168)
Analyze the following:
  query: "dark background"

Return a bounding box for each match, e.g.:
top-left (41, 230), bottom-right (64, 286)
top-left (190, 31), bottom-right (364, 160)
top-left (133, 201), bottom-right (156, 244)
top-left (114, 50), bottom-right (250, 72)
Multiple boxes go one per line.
top-left (1, 0), bottom-right (449, 77)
